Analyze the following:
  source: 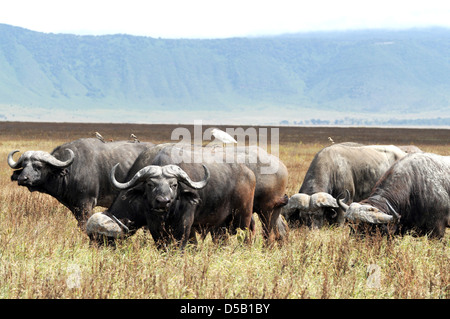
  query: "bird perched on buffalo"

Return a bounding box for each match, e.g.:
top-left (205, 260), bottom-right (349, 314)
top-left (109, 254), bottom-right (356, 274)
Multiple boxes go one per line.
top-left (211, 128), bottom-right (237, 146)
top-left (130, 133), bottom-right (140, 143)
top-left (95, 132), bottom-right (105, 143)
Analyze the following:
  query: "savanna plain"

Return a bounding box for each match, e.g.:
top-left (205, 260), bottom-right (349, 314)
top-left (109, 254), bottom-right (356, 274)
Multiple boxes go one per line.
top-left (0, 122), bottom-right (448, 299)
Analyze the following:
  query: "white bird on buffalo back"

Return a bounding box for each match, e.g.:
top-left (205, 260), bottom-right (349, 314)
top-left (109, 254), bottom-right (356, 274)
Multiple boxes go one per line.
top-left (95, 132), bottom-right (105, 143)
top-left (130, 133), bottom-right (140, 143)
top-left (211, 128), bottom-right (237, 147)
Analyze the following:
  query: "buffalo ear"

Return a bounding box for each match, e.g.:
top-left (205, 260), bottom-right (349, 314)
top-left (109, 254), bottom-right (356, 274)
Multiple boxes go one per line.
top-left (46, 164), bottom-right (66, 178)
top-left (59, 168), bottom-right (69, 177)
top-left (121, 183), bottom-right (145, 201)
top-left (181, 190), bottom-right (201, 206)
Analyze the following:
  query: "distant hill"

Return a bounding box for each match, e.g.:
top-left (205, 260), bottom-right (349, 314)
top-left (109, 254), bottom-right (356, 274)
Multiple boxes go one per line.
top-left (0, 24), bottom-right (449, 125)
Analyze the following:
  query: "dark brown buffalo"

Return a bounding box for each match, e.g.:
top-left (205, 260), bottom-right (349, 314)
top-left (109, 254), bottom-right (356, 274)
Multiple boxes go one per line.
top-left (86, 143), bottom-right (288, 246)
top-left (87, 144), bottom-right (256, 249)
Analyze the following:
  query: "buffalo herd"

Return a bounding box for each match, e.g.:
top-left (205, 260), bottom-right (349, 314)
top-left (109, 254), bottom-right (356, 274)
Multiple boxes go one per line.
top-left (7, 134), bottom-right (450, 249)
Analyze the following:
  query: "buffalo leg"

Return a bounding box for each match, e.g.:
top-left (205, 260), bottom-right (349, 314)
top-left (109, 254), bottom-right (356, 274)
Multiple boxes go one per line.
top-left (258, 208), bottom-right (288, 244)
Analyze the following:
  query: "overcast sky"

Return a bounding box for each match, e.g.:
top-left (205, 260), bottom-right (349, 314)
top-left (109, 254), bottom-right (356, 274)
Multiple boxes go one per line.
top-left (1, 0), bottom-right (450, 38)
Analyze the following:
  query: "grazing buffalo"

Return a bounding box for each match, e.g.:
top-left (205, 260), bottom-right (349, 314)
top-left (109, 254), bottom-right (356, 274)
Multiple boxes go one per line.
top-left (87, 143), bottom-right (289, 246)
top-left (87, 144), bottom-right (256, 249)
top-left (338, 153), bottom-right (450, 238)
top-left (282, 143), bottom-right (406, 228)
top-left (8, 138), bottom-right (152, 227)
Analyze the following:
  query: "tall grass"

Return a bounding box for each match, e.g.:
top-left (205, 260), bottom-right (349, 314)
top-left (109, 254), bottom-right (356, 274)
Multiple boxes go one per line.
top-left (0, 123), bottom-right (448, 298)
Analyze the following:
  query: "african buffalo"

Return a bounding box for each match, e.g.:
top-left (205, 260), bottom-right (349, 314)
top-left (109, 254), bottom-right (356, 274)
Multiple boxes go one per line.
top-left (8, 138), bottom-right (152, 227)
top-left (233, 145), bottom-right (289, 241)
top-left (86, 143), bottom-right (289, 246)
top-left (282, 143), bottom-right (406, 228)
top-left (87, 144), bottom-right (256, 249)
top-left (338, 152), bottom-right (450, 239)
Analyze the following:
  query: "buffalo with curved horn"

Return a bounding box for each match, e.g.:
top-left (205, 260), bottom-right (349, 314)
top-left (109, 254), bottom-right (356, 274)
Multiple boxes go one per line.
top-left (8, 149), bottom-right (75, 170)
top-left (88, 150), bottom-right (256, 249)
top-left (8, 138), bottom-right (153, 228)
top-left (337, 153), bottom-right (450, 239)
top-left (337, 190), bottom-right (400, 225)
top-left (282, 192), bottom-right (339, 229)
top-left (87, 143), bottom-right (291, 248)
top-left (110, 163), bottom-right (209, 191)
top-left (109, 163), bottom-right (210, 218)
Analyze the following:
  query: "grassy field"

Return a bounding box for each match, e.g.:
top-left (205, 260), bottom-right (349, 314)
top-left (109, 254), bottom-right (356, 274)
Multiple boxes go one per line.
top-left (0, 122), bottom-right (448, 299)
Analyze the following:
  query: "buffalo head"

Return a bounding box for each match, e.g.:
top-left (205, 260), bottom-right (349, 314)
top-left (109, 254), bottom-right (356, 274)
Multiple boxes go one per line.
top-left (337, 190), bottom-right (401, 224)
top-left (282, 192), bottom-right (339, 228)
top-left (8, 149), bottom-right (75, 189)
top-left (110, 163), bottom-right (210, 212)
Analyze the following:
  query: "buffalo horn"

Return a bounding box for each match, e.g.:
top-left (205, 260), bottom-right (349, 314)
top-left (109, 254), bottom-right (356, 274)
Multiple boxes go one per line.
top-left (345, 204), bottom-right (395, 224)
top-left (39, 149), bottom-right (75, 168)
top-left (110, 163), bottom-right (162, 190)
top-left (7, 150), bottom-right (22, 168)
top-left (386, 200), bottom-right (401, 221)
top-left (109, 214), bottom-right (130, 233)
top-left (163, 164), bottom-right (210, 189)
top-left (310, 192), bottom-right (339, 208)
top-left (7, 149), bottom-right (74, 168)
top-left (337, 189), bottom-right (351, 211)
top-left (284, 192), bottom-right (339, 211)
top-left (285, 193), bottom-right (311, 210)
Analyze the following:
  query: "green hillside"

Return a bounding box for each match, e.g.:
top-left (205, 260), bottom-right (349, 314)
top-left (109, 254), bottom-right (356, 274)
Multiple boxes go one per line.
top-left (0, 24), bottom-right (449, 124)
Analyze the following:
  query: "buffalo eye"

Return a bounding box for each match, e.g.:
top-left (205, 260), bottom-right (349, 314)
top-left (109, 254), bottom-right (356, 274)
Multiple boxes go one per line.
top-left (33, 162), bottom-right (43, 169)
top-left (146, 182), bottom-right (157, 192)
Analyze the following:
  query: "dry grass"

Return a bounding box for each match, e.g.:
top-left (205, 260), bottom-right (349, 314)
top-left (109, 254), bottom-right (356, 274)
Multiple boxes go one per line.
top-left (0, 122), bottom-right (448, 299)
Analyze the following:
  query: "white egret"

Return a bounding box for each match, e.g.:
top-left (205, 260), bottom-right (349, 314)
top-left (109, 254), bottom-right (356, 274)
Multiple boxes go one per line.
top-left (95, 131), bottom-right (105, 143)
top-left (211, 128), bottom-right (237, 146)
top-left (130, 133), bottom-right (140, 143)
